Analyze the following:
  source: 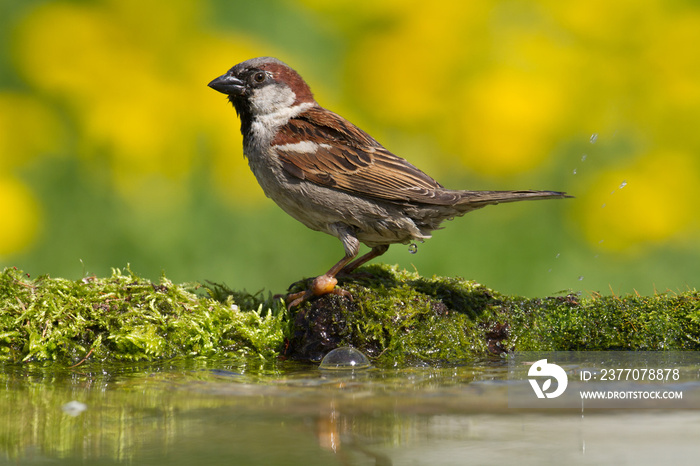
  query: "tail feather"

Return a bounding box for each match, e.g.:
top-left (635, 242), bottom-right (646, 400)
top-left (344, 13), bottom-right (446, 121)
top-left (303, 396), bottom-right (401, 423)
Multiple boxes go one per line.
top-left (456, 190), bottom-right (573, 209)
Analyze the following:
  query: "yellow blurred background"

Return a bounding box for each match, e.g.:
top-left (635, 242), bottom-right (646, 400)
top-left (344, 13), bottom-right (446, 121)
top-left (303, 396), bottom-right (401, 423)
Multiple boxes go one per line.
top-left (1, 0), bottom-right (698, 297)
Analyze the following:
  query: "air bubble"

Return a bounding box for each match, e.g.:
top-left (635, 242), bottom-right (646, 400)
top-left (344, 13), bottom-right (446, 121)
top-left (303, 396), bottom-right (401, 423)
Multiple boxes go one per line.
top-left (578, 276), bottom-right (584, 281)
top-left (319, 347), bottom-right (371, 370)
top-left (590, 133), bottom-right (598, 144)
top-left (581, 154), bottom-right (587, 162)
top-left (619, 180), bottom-right (627, 189)
top-left (573, 168), bottom-right (577, 175)
top-left (408, 243), bottom-right (418, 254)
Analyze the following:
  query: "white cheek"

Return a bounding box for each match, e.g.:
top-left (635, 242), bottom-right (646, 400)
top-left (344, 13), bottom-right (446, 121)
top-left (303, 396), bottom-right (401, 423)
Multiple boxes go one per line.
top-left (250, 85), bottom-right (296, 115)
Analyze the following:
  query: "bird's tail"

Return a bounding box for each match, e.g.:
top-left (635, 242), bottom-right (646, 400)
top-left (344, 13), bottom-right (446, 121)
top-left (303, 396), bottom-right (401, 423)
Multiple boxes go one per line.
top-left (455, 190), bottom-right (572, 210)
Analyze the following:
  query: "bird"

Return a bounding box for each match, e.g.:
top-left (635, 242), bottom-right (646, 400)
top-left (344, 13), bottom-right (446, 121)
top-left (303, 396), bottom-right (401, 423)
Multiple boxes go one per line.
top-left (208, 57), bottom-right (571, 309)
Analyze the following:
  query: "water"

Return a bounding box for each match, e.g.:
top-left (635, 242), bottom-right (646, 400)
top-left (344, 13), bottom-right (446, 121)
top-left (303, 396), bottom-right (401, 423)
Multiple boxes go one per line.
top-left (2, 359), bottom-right (699, 464)
top-left (408, 243), bottom-right (418, 254)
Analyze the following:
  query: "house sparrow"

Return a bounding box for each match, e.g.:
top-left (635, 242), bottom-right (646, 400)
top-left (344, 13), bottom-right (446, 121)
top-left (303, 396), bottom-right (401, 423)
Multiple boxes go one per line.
top-left (208, 57), bottom-right (571, 309)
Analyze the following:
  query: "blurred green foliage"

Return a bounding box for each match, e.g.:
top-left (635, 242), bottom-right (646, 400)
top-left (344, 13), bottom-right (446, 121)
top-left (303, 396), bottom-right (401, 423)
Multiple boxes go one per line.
top-left (1, 0), bottom-right (698, 297)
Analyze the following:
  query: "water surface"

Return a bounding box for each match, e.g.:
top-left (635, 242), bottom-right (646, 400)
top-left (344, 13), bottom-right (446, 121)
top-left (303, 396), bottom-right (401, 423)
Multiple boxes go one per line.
top-left (2, 358), bottom-right (698, 465)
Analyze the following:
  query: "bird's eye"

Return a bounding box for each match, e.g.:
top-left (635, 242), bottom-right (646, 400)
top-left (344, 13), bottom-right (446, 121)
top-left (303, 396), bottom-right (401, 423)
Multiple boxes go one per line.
top-left (253, 71), bottom-right (266, 83)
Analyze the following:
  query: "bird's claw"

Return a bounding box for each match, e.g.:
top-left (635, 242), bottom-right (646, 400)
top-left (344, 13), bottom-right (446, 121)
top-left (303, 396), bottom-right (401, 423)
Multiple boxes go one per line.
top-left (285, 274), bottom-right (352, 309)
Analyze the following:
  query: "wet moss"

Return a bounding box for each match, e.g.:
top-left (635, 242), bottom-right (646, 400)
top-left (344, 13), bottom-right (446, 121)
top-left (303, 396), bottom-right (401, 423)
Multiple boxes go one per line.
top-left (284, 265), bottom-right (700, 365)
top-left (0, 266), bottom-right (285, 363)
top-left (502, 292), bottom-right (700, 351)
top-left (1, 265), bottom-right (698, 365)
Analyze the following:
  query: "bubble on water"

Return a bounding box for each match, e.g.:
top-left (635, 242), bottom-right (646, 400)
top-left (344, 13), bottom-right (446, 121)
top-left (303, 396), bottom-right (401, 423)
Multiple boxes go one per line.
top-left (578, 276), bottom-right (584, 281)
top-left (319, 347), bottom-right (371, 371)
top-left (590, 133), bottom-right (598, 144)
top-left (573, 168), bottom-right (577, 175)
top-left (619, 180), bottom-right (627, 189)
top-left (581, 154), bottom-right (587, 162)
top-left (408, 243), bottom-right (418, 254)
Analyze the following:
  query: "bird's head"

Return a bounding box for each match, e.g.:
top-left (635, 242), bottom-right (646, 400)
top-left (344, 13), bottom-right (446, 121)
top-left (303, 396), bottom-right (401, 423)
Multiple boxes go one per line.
top-left (208, 57), bottom-right (315, 119)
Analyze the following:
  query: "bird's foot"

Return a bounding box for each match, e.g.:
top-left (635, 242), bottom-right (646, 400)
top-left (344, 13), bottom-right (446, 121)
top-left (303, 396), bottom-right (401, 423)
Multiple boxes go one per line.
top-left (285, 274), bottom-right (352, 309)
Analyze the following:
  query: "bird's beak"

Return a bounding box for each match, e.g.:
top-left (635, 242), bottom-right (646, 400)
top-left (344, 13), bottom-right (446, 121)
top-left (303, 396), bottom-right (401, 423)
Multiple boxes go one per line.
top-left (208, 74), bottom-right (246, 96)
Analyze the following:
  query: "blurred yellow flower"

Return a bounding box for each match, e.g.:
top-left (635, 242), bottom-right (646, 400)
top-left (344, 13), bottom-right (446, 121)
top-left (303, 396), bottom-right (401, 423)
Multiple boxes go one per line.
top-left (456, 68), bottom-right (566, 175)
top-left (644, 11), bottom-right (700, 114)
top-left (0, 177), bottom-right (41, 255)
top-left (577, 152), bottom-right (700, 251)
top-left (0, 93), bottom-right (65, 168)
top-left (348, 1), bottom-right (487, 125)
top-left (12, 0), bottom-right (269, 209)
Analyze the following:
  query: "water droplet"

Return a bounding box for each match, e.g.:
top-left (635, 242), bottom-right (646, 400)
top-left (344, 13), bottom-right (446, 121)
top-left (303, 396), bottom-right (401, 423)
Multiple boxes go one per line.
top-left (572, 168), bottom-right (578, 175)
top-left (619, 180), bottom-right (627, 189)
top-left (601, 203), bottom-right (606, 208)
top-left (555, 253), bottom-right (560, 259)
top-left (590, 133), bottom-right (598, 144)
top-left (578, 276), bottom-right (584, 281)
top-left (598, 239), bottom-right (604, 244)
top-left (581, 154), bottom-right (587, 162)
top-left (408, 243), bottom-right (418, 254)
top-left (547, 268), bottom-right (552, 273)
top-left (319, 346), bottom-right (371, 370)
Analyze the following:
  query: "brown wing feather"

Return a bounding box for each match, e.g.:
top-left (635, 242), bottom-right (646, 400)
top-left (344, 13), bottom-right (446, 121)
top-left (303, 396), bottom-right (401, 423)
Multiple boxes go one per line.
top-left (275, 107), bottom-right (455, 205)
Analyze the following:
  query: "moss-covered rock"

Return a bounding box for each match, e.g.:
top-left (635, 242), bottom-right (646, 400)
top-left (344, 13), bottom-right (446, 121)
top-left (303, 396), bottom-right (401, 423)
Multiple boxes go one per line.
top-left (283, 265), bottom-right (700, 364)
top-left (283, 265), bottom-right (496, 364)
top-left (1, 265), bottom-right (698, 365)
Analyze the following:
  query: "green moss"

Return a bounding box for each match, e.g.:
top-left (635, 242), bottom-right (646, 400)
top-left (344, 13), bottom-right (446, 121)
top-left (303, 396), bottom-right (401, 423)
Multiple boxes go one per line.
top-left (1, 265), bottom-right (698, 365)
top-left (286, 265), bottom-right (700, 365)
top-left (0, 266), bottom-right (285, 363)
top-left (502, 292), bottom-right (700, 351)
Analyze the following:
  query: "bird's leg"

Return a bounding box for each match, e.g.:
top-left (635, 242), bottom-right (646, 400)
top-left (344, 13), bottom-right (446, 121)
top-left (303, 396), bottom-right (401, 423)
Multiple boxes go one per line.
top-left (339, 245), bottom-right (389, 275)
top-left (286, 225), bottom-right (359, 309)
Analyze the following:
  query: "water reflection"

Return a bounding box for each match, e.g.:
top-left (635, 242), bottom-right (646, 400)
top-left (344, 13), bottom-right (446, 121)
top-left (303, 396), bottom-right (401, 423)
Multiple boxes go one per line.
top-left (1, 360), bottom-right (699, 464)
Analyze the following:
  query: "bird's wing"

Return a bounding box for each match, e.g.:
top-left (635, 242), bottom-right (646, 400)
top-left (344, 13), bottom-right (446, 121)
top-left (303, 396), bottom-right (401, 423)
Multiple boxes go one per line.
top-left (274, 107), bottom-right (458, 205)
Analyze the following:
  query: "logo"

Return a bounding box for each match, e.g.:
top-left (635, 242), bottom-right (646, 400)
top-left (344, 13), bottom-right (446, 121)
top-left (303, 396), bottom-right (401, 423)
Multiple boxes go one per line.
top-left (528, 359), bottom-right (568, 398)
